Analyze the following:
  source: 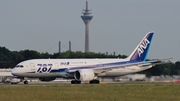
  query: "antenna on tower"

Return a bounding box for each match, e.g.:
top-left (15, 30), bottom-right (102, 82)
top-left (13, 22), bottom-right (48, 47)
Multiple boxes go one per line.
top-left (81, 0), bottom-right (93, 52)
top-left (59, 41), bottom-right (61, 53)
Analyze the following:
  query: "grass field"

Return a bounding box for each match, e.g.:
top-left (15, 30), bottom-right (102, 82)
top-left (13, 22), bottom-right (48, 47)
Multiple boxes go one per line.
top-left (0, 82), bottom-right (180, 101)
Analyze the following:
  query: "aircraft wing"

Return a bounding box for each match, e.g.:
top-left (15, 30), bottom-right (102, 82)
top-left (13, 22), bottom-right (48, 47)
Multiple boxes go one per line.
top-left (93, 62), bottom-right (152, 74)
top-left (67, 58), bottom-right (172, 74)
top-left (68, 61), bottom-right (145, 74)
top-left (94, 58), bottom-right (172, 74)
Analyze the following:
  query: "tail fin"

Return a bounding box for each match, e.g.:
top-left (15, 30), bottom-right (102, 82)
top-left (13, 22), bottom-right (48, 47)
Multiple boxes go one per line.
top-left (127, 32), bottom-right (154, 61)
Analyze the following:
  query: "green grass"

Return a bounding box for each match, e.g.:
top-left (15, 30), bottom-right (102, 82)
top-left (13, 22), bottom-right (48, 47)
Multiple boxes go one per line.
top-left (0, 82), bottom-right (180, 101)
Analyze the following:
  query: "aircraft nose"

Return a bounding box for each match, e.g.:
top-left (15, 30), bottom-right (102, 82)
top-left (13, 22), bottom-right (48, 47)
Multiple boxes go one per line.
top-left (11, 68), bottom-right (19, 76)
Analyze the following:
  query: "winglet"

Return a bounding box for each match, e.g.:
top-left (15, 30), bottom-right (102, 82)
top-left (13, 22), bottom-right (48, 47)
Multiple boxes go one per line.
top-left (127, 32), bottom-right (154, 61)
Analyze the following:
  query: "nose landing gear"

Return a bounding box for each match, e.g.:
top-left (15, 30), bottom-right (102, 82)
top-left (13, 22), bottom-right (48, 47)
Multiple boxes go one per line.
top-left (24, 80), bottom-right (28, 84)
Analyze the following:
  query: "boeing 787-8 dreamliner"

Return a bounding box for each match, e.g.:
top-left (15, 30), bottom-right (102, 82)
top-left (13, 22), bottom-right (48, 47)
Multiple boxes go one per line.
top-left (11, 32), bottom-right (171, 84)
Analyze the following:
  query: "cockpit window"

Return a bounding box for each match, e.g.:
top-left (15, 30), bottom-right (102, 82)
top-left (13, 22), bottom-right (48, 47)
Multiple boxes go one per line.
top-left (16, 65), bottom-right (24, 68)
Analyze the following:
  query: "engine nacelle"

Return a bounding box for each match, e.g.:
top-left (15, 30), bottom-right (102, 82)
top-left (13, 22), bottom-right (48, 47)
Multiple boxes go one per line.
top-left (74, 69), bottom-right (95, 81)
top-left (39, 77), bottom-right (56, 82)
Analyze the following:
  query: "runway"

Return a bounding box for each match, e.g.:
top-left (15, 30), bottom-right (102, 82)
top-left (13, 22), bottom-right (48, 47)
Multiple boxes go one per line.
top-left (0, 80), bottom-right (126, 85)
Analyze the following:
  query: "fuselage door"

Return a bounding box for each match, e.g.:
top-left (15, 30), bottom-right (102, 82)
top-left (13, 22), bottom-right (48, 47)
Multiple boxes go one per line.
top-left (55, 63), bottom-right (59, 69)
top-left (30, 63), bottom-right (35, 71)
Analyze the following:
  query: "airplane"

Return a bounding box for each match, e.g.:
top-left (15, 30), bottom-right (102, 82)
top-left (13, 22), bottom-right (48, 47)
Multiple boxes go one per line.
top-left (0, 69), bottom-right (13, 77)
top-left (11, 32), bottom-right (171, 84)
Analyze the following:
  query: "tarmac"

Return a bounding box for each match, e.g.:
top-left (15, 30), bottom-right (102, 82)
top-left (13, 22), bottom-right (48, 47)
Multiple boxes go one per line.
top-left (0, 80), bottom-right (125, 85)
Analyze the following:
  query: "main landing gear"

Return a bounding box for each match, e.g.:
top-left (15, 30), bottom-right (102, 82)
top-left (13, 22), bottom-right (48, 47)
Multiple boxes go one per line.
top-left (71, 80), bottom-right (100, 84)
top-left (89, 80), bottom-right (100, 84)
top-left (71, 80), bottom-right (81, 84)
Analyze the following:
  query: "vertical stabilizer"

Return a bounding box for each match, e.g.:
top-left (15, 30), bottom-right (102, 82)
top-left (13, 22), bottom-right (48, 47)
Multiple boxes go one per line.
top-left (127, 32), bottom-right (154, 61)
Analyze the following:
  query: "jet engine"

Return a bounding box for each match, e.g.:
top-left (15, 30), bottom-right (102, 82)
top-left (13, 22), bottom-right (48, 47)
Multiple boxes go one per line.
top-left (39, 77), bottom-right (56, 82)
top-left (74, 69), bottom-right (95, 81)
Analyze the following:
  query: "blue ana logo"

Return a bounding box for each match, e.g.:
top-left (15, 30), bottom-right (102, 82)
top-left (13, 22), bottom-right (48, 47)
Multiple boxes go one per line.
top-left (37, 64), bottom-right (52, 73)
top-left (137, 38), bottom-right (150, 57)
top-left (60, 62), bottom-right (70, 65)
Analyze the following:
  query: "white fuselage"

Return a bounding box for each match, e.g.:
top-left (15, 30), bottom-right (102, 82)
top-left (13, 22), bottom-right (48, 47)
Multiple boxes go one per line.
top-left (12, 59), bottom-right (152, 78)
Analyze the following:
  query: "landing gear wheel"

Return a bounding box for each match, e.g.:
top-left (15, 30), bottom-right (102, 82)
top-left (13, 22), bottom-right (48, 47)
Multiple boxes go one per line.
top-left (89, 80), bottom-right (100, 84)
top-left (24, 80), bottom-right (28, 84)
top-left (71, 80), bottom-right (81, 84)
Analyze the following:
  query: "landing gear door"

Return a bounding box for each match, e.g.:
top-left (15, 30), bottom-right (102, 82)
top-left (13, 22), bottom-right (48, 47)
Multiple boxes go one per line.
top-left (30, 63), bottom-right (35, 71)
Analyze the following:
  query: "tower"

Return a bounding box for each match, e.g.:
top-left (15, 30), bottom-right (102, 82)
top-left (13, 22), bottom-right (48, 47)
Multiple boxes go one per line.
top-left (81, 0), bottom-right (93, 52)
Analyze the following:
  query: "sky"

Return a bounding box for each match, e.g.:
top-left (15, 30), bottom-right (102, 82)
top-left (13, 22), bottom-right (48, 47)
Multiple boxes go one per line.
top-left (0, 0), bottom-right (179, 62)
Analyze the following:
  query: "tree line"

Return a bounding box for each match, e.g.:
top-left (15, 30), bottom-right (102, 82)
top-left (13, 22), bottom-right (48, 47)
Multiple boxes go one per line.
top-left (0, 46), bottom-right (180, 76)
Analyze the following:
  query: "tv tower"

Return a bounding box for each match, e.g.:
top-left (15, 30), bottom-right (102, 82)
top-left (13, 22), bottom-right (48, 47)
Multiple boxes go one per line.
top-left (81, 0), bottom-right (93, 52)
